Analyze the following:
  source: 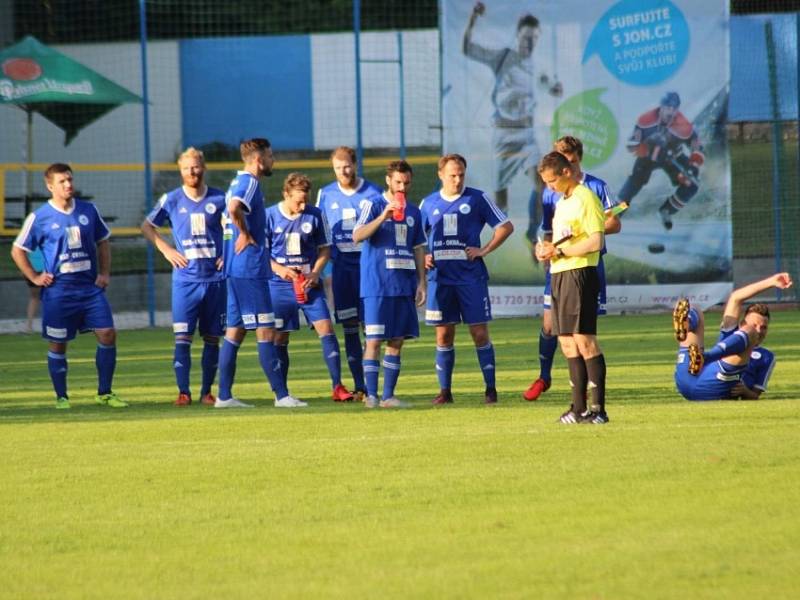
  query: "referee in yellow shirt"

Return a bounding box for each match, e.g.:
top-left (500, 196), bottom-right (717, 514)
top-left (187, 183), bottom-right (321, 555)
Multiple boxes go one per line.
top-left (535, 151), bottom-right (608, 424)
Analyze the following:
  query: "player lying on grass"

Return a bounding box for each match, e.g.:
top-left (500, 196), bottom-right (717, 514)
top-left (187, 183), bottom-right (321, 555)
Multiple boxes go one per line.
top-left (673, 272), bottom-right (792, 401)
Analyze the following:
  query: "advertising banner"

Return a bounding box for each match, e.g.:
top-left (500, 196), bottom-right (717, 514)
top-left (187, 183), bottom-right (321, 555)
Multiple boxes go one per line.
top-left (441, 0), bottom-right (731, 313)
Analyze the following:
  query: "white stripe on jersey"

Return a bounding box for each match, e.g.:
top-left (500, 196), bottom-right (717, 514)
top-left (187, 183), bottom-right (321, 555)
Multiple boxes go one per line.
top-left (93, 204), bottom-right (112, 241)
top-left (231, 175), bottom-right (258, 213)
top-left (757, 354), bottom-right (776, 391)
top-left (157, 193), bottom-right (168, 208)
top-left (481, 192), bottom-right (507, 224)
top-left (321, 210), bottom-right (333, 244)
top-left (315, 188), bottom-right (322, 207)
top-left (355, 200), bottom-right (373, 227)
top-left (13, 213), bottom-right (36, 250)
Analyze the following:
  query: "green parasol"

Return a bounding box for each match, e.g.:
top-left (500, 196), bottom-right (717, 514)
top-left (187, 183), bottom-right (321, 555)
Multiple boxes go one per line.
top-left (0, 35), bottom-right (142, 146)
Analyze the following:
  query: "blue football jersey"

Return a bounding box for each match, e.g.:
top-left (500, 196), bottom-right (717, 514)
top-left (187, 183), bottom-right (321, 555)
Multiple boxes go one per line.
top-left (356, 195), bottom-right (427, 298)
top-left (741, 346), bottom-right (775, 392)
top-left (419, 186), bottom-right (507, 285)
top-left (146, 186), bottom-right (226, 282)
top-left (316, 178), bottom-right (382, 266)
top-left (14, 198), bottom-right (110, 288)
top-left (223, 171), bottom-right (270, 279)
top-left (265, 203), bottom-right (330, 283)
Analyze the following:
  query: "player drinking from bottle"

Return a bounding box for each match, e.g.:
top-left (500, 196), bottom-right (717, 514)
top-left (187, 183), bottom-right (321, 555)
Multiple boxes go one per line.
top-left (352, 160), bottom-right (427, 408)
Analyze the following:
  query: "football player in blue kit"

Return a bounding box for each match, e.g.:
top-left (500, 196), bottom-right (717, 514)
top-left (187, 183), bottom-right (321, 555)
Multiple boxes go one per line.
top-left (524, 136), bottom-right (622, 402)
top-left (141, 147), bottom-right (226, 407)
top-left (11, 163), bottom-right (127, 409)
top-left (266, 172), bottom-right (354, 403)
top-left (673, 273), bottom-right (792, 401)
top-left (352, 160), bottom-right (427, 408)
top-left (217, 138), bottom-right (301, 408)
top-left (316, 146), bottom-right (383, 401)
top-left (420, 154), bottom-right (514, 405)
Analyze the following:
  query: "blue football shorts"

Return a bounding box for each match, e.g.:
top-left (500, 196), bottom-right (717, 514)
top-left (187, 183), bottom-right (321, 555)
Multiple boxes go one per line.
top-left (41, 285), bottom-right (114, 342)
top-left (425, 279), bottom-right (492, 326)
top-left (269, 280), bottom-right (331, 332)
top-left (172, 279), bottom-right (225, 337)
top-left (226, 277), bottom-right (274, 330)
top-left (363, 295), bottom-right (419, 340)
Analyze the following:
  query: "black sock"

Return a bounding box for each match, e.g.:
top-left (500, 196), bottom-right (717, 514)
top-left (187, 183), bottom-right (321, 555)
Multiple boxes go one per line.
top-left (567, 356), bottom-right (588, 414)
top-left (585, 354), bottom-right (607, 413)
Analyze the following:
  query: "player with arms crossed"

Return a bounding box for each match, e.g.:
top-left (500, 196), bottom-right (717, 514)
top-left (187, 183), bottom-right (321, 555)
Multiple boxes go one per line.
top-left (535, 152), bottom-right (607, 424)
top-left (672, 273), bottom-right (792, 401)
top-left (421, 154), bottom-right (514, 405)
top-left (141, 147), bottom-right (226, 406)
top-left (267, 172), bottom-right (352, 403)
top-left (217, 138), bottom-right (300, 408)
top-left (11, 163), bottom-right (127, 409)
top-left (316, 146), bottom-right (383, 401)
top-left (352, 160), bottom-right (427, 408)
top-left (524, 136), bottom-right (622, 401)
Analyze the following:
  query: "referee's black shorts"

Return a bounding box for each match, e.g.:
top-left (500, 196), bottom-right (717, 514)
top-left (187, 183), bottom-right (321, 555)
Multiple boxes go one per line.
top-left (551, 266), bottom-right (599, 336)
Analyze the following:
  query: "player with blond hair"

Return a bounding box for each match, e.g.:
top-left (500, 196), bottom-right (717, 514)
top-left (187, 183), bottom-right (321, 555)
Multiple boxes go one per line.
top-left (316, 146), bottom-right (382, 400)
top-left (142, 147), bottom-right (226, 406)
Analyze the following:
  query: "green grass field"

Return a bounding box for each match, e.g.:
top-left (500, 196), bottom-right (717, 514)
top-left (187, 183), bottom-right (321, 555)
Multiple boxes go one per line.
top-left (1, 314), bottom-right (799, 599)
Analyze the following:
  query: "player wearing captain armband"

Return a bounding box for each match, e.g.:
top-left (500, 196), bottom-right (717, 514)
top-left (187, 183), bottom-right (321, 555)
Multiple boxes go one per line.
top-left (141, 147), bottom-right (226, 407)
top-left (267, 172), bottom-right (353, 403)
top-left (420, 154), bottom-right (514, 405)
top-left (524, 136), bottom-right (622, 403)
top-left (316, 146), bottom-right (383, 402)
top-left (672, 273), bottom-right (792, 401)
top-left (11, 163), bottom-right (127, 409)
top-left (352, 160), bottom-right (427, 409)
top-left (216, 138), bottom-right (301, 409)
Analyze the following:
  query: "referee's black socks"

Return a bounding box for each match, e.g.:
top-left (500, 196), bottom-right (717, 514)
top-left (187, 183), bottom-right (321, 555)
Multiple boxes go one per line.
top-left (567, 356), bottom-right (588, 415)
top-left (586, 354), bottom-right (607, 413)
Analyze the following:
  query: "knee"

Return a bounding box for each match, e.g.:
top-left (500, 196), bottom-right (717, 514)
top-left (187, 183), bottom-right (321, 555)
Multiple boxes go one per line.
top-left (202, 335), bottom-right (219, 345)
top-left (97, 329), bottom-right (116, 345)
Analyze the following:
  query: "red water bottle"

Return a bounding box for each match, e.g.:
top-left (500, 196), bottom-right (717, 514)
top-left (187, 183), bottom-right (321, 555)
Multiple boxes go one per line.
top-left (293, 271), bottom-right (307, 304)
top-left (392, 191), bottom-right (406, 222)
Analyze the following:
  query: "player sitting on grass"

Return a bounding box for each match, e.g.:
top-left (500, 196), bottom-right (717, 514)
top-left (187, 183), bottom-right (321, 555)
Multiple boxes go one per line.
top-left (673, 272), bottom-right (792, 401)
